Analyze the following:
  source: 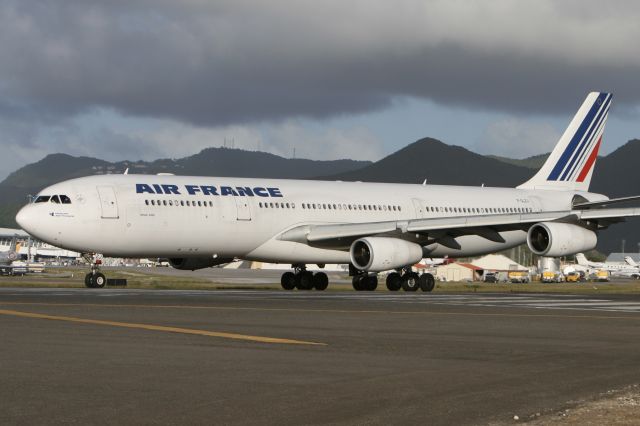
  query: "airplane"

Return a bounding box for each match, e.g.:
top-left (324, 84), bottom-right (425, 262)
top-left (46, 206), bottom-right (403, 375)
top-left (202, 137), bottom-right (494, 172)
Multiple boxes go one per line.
top-left (14, 92), bottom-right (640, 290)
top-left (575, 253), bottom-right (640, 279)
top-left (0, 236), bottom-right (25, 275)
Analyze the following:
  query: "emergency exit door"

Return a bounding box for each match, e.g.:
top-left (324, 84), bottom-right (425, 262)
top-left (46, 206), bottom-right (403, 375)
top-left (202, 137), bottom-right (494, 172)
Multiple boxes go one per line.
top-left (97, 186), bottom-right (119, 219)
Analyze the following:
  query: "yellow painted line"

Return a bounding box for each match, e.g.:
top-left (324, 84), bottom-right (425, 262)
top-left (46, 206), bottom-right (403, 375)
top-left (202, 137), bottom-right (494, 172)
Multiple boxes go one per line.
top-left (0, 309), bottom-right (326, 346)
top-left (1, 302), bottom-right (640, 321)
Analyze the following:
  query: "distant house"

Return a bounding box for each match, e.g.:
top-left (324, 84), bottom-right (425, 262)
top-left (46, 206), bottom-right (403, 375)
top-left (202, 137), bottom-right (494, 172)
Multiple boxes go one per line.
top-left (435, 262), bottom-right (483, 282)
top-left (471, 254), bottom-right (527, 272)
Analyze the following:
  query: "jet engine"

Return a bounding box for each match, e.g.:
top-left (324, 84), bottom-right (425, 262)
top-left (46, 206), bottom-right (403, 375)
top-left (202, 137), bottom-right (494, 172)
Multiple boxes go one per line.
top-left (168, 257), bottom-right (233, 271)
top-left (350, 237), bottom-right (423, 272)
top-left (527, 222), bottom-right (597, 257)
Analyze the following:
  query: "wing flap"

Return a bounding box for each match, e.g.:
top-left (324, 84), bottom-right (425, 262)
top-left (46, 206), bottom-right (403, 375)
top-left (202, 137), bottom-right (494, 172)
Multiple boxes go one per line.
top-left (307, 221), bottom-right (398, 242)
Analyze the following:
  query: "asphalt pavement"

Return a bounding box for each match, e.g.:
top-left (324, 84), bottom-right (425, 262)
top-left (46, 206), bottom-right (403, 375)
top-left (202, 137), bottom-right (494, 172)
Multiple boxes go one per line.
top-left (2, 288), bottom-right (640, 425)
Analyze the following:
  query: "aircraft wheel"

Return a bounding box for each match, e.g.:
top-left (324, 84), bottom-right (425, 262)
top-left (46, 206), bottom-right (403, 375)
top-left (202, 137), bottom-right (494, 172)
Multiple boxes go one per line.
top-left (364, 275), bottom-right (378, 291)
top-left (419, 273), bottom-right (435, 292)
top-left (84, 273), bottom-right (95, 288)
top-left (281, 272), bottom-right (296, 290)
top-left (92, 273), bottom-right (107, 288)
top-left (313, 272), bottom-right (329, 291)
top-left (352, 275), bottom-right (365, 291)
top-left (401, 272), bottom-right (420, 292)
top-left (386, 272), bottom-right (402, 291)
top-left (296, 271), bottom-right (314, 290)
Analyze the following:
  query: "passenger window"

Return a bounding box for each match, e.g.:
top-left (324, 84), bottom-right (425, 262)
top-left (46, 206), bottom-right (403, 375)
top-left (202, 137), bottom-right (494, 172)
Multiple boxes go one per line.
top-left (51, 195), bottom-right (60, 204)
top-left (35, 196), bottom-right (50, 203)
top-left (145, 200), bottom-right (149, 206)
top-left (60, 195), bottom-right (72, 204)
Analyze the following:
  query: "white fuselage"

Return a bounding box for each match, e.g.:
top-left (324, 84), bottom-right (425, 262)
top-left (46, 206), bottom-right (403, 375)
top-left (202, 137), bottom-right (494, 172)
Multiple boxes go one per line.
top-left (16, 174), bottom-right (601, 264)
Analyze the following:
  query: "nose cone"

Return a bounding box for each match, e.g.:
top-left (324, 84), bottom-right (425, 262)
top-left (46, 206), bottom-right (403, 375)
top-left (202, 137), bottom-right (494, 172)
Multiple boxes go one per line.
top-left (15, 205), bottom-right (36, 234)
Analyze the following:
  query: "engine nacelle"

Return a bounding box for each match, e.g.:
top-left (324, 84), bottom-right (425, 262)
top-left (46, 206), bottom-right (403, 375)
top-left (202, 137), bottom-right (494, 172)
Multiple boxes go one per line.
top-left (527, 222), bottom-right (597, 257)
top-left (350, 237), bottom-right (423, 272)
top-left (168, 257), bottom-right (233, 271)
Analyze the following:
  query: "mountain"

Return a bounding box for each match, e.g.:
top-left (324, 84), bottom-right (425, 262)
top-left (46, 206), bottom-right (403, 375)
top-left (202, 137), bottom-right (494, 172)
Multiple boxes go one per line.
top-left (588, 139), bottom-right (640, 254)
top-left (487, 153), bottom-right (549, 169)
top-left (325, 138), bottom-right (532, 186)
top-left (0, 148), bottom-right (370, 227)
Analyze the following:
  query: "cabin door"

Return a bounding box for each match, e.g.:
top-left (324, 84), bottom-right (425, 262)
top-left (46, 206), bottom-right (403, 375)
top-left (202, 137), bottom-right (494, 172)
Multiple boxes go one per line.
top-left (97, 186), bottom-right (119, 219)
top-left (234, 197), bottom-right (252, 221)
top-left (412, 198), bottom-right (425, 219)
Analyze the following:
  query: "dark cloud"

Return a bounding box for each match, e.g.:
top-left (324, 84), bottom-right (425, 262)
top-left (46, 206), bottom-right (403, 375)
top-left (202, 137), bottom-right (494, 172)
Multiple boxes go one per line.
top-left (1, 0), bottom-right (640, 126)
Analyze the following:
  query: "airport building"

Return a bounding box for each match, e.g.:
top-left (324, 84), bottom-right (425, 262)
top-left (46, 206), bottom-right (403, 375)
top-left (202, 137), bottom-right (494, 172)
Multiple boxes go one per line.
top-left (607, 253), bottom-right (640, 263)
top-left (0, 227), bottom-right (80, 261)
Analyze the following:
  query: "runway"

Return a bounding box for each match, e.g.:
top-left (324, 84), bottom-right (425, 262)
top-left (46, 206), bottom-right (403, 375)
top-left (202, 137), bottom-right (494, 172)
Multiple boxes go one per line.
top-left (2, 288), bottom-right (640, 425)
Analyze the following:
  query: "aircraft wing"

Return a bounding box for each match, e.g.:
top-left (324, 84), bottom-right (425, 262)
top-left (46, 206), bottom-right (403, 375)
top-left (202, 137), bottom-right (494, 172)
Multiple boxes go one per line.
top-left (279, 207), bottom-right (640, 248)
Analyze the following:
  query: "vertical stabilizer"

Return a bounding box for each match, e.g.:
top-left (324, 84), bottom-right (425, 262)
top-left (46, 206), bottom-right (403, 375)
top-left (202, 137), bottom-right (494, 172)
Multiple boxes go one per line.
top-left (575, 253), bottom-right (589, 266)
top-left (625, 256), bottom-right (638, 267)
top-left (517, 92), bottom-right (612, 191)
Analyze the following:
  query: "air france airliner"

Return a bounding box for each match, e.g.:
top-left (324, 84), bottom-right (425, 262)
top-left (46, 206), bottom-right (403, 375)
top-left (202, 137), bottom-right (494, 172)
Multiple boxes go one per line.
top-left (15, 92), bottom-right (640, 290)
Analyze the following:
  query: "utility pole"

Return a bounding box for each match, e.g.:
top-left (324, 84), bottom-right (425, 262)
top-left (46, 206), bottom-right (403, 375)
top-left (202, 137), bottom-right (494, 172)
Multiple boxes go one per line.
top-left (622, 239), bottom-right (626, 255)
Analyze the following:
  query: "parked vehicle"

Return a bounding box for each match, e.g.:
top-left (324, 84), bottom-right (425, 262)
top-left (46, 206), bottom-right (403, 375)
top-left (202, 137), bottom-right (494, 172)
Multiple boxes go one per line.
top-left (565, 271), bottom-right (581, 282)
top-left (483, 272), bottom-right (498, 283)
top-left (542, 271), bottom-right (563, 283)
top-left (508, 270), bottom-right (530, 283)
top-left (591, 270), bottom-right (610, 282)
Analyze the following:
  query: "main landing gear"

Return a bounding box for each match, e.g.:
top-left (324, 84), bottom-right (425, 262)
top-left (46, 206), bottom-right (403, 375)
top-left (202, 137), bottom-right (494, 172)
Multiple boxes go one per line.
top-left (351, 274), bottom-right (378, 291)
top-left (280, 265), bottom-right (329, 291)
top-left (385, 268), bottom-right (435, 292)
top-left (83, 254), bottom-right (107, 288)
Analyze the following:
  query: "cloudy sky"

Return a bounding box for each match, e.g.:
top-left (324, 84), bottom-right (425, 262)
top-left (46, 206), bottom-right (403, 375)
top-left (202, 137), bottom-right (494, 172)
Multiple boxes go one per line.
top-left (1, 0), bottom-right (639, 179)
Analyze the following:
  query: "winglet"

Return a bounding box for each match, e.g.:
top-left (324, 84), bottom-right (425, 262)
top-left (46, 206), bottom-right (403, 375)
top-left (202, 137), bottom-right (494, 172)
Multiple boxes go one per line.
top-left (518, 92), bottom-right (612, 192)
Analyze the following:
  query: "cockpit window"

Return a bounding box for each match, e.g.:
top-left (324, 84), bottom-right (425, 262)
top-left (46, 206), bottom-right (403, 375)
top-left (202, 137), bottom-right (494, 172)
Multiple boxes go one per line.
top-left (60, 195), bottom-right (71, 204)
top-left (34, 196), bottom-right (50, 203)
top-left (51, 195), bottom-right (60, 204)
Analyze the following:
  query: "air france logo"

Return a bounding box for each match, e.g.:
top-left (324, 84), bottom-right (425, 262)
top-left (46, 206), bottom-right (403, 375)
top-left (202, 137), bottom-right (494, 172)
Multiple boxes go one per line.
top-left (136, 183), bottom-right (283, 198)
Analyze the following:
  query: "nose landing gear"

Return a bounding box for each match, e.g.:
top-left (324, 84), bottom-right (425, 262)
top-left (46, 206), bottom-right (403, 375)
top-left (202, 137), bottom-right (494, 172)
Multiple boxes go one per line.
top-left (83, 254), bottom-right (107, 288)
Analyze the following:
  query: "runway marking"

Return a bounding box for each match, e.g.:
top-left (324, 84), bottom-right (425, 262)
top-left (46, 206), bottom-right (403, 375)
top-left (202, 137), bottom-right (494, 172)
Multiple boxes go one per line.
top-left (0, 309), bottom-right (326, 346)
top-left (1, 302), bottom-right (640, 321)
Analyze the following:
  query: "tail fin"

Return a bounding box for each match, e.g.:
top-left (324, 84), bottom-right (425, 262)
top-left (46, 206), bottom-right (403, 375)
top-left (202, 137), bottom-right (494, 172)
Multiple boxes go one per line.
top-left (518, 92), bottom-right (612, 191)
top-left (625, 256), bottom-right (638, 267)
top-left (575, 253), bottom-right (590, 267)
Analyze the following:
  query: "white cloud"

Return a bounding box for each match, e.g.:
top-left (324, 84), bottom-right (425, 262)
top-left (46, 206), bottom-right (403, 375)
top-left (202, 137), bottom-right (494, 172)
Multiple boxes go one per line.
top-left (0, 110), bottom-right (385, 179)
top-left (475, 118), bottom-right (561, 158)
